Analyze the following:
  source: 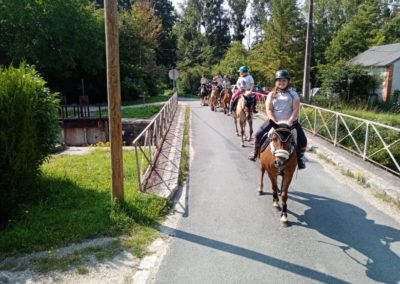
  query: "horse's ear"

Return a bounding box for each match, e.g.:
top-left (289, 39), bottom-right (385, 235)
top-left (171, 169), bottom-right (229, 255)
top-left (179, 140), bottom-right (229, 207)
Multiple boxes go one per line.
top-left (270, 120), bottom-right (278, 128)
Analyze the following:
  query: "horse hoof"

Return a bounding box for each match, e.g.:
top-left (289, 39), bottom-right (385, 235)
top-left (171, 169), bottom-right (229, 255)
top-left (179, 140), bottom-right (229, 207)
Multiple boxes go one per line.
top-left (281, 216), bottom-right (288, 225)
top-left (236, 132), bottom-right (240, 136)
top-left (257, 189), bottom-right (263, 195)
top-left (241, 143), bottom-right (245, 148)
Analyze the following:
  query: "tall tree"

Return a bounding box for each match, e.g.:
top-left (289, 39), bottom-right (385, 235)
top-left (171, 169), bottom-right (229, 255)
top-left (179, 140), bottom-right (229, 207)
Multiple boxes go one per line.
top-left (249, 0), bottom-right (271, 44)
top-left (119, 0), bottom-right (163, 99)
top-left (214, 41), bottom-right (249, 79)
top-left (200, 0), bottom-right (231, 61)
top-left (153, 0), bottom-right (178, 68)
top-left (174, 0), bottom-right (213, 93)
top-left (250, 0), bottom-right (305, 87)
top-left (228, 0), bottom-right (247, 42)
top-left (325, 0), bottom-right (386, 63)
top-left (311, 0), bottom-right (361, 65)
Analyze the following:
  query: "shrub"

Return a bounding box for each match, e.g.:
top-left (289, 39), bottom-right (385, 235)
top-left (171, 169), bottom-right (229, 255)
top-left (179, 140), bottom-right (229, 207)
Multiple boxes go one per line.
top-left (0, 65), bottom-right (59, 225)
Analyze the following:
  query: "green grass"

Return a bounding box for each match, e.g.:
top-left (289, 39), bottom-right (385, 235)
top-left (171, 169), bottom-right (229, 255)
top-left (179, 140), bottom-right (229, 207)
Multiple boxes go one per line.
top-left (0, 149), bottom-right (171, 258)
top-left (341, 109), bottom-right (400, 127)
top-left (179, 106), bottom-right (191, 186)
top-left (122, 95), bottom-right (171, 106)
top-left (121, 105), bottom-right (163, 119)
top-left (91, 105), bottom-right (163, 119)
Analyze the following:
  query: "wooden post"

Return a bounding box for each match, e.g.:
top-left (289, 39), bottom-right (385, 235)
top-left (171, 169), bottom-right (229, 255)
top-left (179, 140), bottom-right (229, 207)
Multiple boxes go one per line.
top-left (104, 0), bottom-right (124, 201)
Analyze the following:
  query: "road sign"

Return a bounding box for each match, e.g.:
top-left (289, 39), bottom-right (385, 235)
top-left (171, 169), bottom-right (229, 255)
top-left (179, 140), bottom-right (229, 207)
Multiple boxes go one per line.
top-left (168, 69), bottom-right (179, 80)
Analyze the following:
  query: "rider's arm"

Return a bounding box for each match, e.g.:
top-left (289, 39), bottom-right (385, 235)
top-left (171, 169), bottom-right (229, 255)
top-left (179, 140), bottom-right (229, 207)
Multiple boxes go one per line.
top-left (288, 99), bottom-right (300, 125)
top-left (266, 93), bottom-right (277, 122)
top-left (248, 83), bottom-right (254, 92)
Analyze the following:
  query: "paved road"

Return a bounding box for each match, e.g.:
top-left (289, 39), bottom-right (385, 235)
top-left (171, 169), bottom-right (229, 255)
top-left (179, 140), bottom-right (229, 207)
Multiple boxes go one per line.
top-left (153, 101), bottom-right (400, 284)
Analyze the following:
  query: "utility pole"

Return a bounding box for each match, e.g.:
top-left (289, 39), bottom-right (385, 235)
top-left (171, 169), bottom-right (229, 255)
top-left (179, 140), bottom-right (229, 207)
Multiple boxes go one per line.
top-left (302, 0), bottom-right (313, 104)
top-left (104, 0), bottom-right (124, 201)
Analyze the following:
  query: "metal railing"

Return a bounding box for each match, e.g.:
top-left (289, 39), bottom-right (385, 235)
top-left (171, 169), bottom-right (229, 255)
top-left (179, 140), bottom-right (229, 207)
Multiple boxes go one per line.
top-left (132, 93), bottom-right (178, 191)
top-left (299, 104), bottom-right (400, 176)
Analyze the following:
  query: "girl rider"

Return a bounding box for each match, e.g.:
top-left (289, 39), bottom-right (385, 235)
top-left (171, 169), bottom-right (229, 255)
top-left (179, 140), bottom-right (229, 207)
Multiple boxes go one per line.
top-left (229, 66), bottom-right (257, 115)
top-left (248, 70), bottom-right (307, 169)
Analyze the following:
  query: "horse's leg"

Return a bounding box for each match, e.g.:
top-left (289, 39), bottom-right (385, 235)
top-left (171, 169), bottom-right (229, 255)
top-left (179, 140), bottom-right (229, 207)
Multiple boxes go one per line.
top-left (280, 173), bottom-right (294, 224)
top-left (233, 116), bottom-right (239, 136)
top-left (267, 171), bottom-right (280, 210)
top-left (240, 119), bottom-right (245, 147)
top-left (248, 115), bottom-right (253, 141)
top-left (258, 166), bottom-right (265, 195)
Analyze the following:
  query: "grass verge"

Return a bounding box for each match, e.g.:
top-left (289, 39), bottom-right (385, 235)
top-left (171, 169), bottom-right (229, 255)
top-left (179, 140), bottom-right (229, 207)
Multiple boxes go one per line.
top-left (179, 106), bottom-right (191, 186)
top-left (0, 149), bottom-right (171, 258)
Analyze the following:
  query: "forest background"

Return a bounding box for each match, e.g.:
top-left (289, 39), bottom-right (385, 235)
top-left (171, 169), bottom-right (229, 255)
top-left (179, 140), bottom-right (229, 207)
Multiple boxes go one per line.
top-left (1, 0), bottom-right (400, 106)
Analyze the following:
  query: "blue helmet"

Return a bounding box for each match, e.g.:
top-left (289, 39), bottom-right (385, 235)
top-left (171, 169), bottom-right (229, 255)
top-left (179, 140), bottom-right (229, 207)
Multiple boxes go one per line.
top-left (238, 66), bottom-right (249, 73)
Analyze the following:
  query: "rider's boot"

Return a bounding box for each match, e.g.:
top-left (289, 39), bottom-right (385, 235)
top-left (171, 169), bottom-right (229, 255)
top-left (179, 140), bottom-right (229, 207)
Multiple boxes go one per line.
top-left (248, 139), bottom-right (260, 161)
top-left (228, 100), bottom-right (233, 115)
top-left (297, 153), bottom-right (306, 169)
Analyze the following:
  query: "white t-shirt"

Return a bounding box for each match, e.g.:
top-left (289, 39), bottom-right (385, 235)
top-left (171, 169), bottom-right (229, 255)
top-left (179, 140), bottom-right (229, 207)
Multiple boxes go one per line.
top-left (272, 90), bottom-right (300, 121)
top-left (236, 75), bottom-right (254, 91)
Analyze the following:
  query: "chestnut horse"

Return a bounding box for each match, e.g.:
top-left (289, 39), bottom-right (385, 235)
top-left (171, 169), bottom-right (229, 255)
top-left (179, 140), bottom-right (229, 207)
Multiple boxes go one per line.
top-left (233, 92), bottom-right (254, 147)
top-left (221, 87), bottom-right (232, 115)
top-left (209, 85), bottom-right (219, 111)
top-left (258, 121), bottom-right (297, 225)
top-left (199, 83), bottom-right (210, 106)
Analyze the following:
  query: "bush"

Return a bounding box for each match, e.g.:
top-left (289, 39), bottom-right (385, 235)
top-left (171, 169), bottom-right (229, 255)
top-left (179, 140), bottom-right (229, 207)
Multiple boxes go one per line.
top-left (319, 61), bottom-right (381, 102)
top-left (0, 65), bottom-right (59, 225)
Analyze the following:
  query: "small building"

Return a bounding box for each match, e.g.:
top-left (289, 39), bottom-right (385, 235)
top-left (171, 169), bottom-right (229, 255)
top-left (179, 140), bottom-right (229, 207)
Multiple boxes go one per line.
top-left (350, 43), bottom-right (400, 102)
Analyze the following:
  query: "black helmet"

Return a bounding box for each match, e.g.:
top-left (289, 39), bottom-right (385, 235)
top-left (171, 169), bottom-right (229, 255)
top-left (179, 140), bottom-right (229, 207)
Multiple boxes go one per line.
top-left (275, 70), bottom-right (290, 81)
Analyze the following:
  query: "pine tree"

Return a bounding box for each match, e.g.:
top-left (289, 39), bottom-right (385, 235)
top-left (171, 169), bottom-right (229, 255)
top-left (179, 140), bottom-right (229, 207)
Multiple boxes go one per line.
top-left (250, 0), bottom-right (305, 87)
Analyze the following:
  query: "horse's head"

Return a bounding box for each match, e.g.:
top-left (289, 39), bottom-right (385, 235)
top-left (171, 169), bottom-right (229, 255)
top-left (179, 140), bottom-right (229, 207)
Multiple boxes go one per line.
top-left (269, 121), bottom-right (296, 169)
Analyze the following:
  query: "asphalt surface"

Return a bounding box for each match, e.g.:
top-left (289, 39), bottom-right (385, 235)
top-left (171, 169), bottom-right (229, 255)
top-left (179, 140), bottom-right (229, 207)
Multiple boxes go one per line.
top-left (153, 100), bottom-right (400, 284)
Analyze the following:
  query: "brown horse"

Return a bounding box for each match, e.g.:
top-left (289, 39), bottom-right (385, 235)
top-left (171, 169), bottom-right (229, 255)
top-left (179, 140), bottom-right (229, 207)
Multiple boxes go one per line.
top-left (209, 85), bottom-right (219, 112)
top-left (233, 92), bottom-right (254, 147)
top-left (258, 121), bottom-right (297, 225)
top-left (199, 83), bottom-right (210, 106)
top-left (221, 87), bottom-right (232, 115)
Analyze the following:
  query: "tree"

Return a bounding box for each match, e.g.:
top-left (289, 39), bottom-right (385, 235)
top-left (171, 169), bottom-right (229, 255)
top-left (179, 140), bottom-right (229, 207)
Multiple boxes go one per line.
top-left (174, 0), bottom-right (214, 93)
top-left (0, 0), bottom-right (105, 101)
top-left (250, 0), bottom-right (305, 87)
top-left (153, 0), bottom-right (178, 69)
top-left (228, 0), bottom-right (247, 42)
top-left (373, 14), bottom-right (400, 45)
top-left (119, 0), bottom-right (163, 99)
top-left (325, 0), bottom-right (385, 63)
top-left (213, 41), bottom-right (249, 79)
top-left (311, 0), bottom-right (361, 65)
top-left (249, 0), bottom-right (271, 44)
top-left (200, 0), bottom-right (231, 61)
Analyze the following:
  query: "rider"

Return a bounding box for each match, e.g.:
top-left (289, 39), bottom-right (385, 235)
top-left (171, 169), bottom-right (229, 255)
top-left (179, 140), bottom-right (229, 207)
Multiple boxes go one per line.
top-left (248, 70), bottom-right (307, 169)
top-left (229, 66), bottom-right (257, 115)
top-left (212, 75), bottom-right (223, 102)
top-left (199, 74), bottom-right (210, 95)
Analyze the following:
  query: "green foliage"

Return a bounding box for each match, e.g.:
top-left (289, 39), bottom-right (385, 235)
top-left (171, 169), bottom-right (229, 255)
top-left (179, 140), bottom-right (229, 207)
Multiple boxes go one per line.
top-left (213, 41), bottom-right (249, 80)
top-left (0, 150), bottom-right (170, 257)
top-left (228, 0), bottom-right (247, 42)
top-left (0, 65), bottom-right (59, 225)
top-left (249, 0), bottom-right (305, 88)
top-left (311, 0), bottom-right (360, 65)
top-left (325, 0), bottom-right (385, 63)
top-left (319, 61), bottom-right (381, 102)
top-left (373, 14), bottom-right (400, 45)
top-left (0, 0), bottom-right (104, 77)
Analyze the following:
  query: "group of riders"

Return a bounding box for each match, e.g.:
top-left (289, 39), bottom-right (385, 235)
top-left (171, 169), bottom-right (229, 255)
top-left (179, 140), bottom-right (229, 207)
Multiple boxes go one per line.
top-left (199, 66), bottom-right (307, 170)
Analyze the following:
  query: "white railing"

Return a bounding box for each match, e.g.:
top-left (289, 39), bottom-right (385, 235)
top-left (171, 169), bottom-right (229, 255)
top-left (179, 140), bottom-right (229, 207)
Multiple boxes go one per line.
top-left (299, 104), bottom-right (400, 176)
top-left (132, 93), bottom-right (178, 191)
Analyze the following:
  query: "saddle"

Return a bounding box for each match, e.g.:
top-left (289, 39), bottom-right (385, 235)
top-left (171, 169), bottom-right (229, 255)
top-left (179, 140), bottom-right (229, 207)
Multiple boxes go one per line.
top-left (260, 122), bottom-right (298, 154)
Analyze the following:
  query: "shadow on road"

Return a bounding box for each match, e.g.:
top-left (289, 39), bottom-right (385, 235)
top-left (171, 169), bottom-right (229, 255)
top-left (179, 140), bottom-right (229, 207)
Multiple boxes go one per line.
top-left (289, 192), bottom-right (400, 284)
top-left (158, 224), bottom-right (349, 283)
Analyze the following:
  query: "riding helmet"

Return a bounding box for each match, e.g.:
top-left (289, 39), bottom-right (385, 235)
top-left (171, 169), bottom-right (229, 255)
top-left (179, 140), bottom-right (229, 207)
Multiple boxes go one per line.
top-left (275, 70), bottom-right (290, 81)
top-left (238, 66), bottom-right (249, 73)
